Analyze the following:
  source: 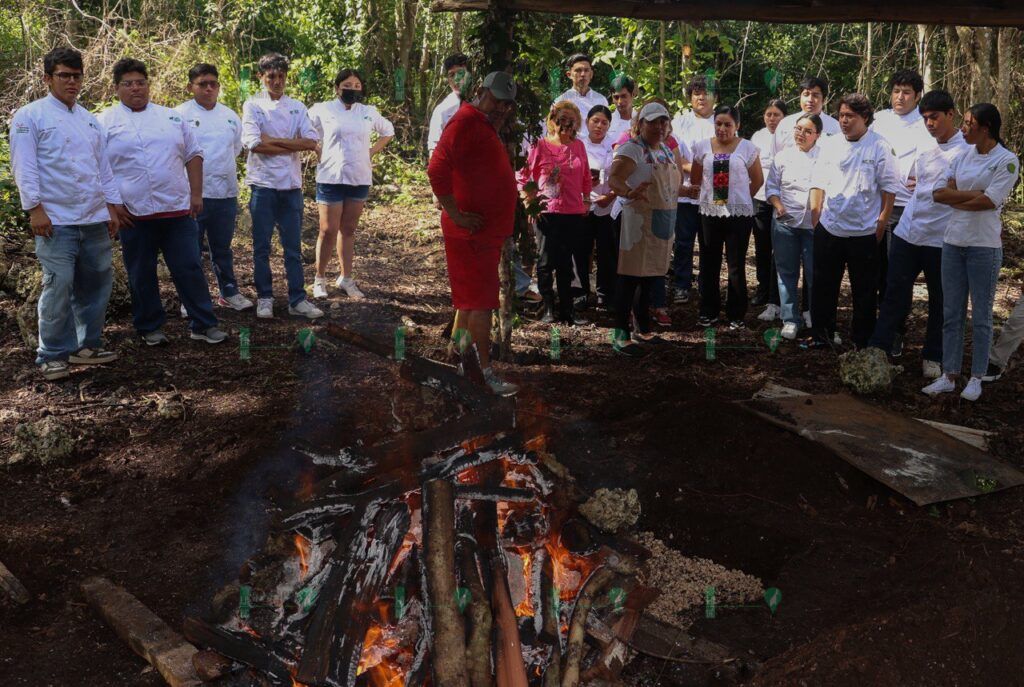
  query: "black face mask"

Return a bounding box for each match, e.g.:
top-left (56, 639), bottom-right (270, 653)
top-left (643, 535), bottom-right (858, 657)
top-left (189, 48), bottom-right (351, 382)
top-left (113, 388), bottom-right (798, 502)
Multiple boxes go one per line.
top-left (340, 88), bottom-right (362, 105)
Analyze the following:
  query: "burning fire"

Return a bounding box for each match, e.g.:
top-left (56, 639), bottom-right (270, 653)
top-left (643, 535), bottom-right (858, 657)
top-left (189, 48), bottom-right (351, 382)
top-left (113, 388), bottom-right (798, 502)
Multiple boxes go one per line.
top-left (294, 534), bottom-right (310, 580)
top-left (514, 551), bottom-right (534, 617)
top-left (357, 620), bottom-right (407, 686)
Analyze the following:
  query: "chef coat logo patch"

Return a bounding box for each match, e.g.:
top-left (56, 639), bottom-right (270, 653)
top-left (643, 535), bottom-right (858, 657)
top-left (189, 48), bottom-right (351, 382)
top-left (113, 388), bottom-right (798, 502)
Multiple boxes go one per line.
top-left (170, 115), bottom-right (182, 122)
top-left (14, 124), bottom-right (30, 134)
top-left (1009, 163), bottom-right (1017, 174)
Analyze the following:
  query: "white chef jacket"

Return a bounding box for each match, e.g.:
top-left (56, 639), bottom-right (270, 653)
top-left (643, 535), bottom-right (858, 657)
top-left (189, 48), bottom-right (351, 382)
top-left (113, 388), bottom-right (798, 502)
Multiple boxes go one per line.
top-left (943, 143), bottom-right (1020, 249)
top-left (606, 110), bottom-right (633, 144)
top-left (765, 144), bottom-right (821, 230)
top-left (671, 110), bottom-right (714, 205)
top-left (583, 135), bottom-right (614, 216)
top-left (241, 92), bottom-right (319, 191)
top-left (308, 100), bottom-right (395, 187)
top-left (894, 131), bottom-right (969, 248)
top-left (871, 108), bottom-right (935, 208)
top-left (97, 102), bottom-right (202, 217)
top-left (751, 127), bottom-right (775, 202)
top-left (427, 91), bottom-right (461, 156)
top-left (554, 87), bottom-right (608, 137)
top-left (812, 130), bottom-right (899, 237)
top-left (174, 99), bottom-right (242, 198)
top-left (773, 110), bottom-right (841, 156)
top-left (9, 94), bottom-right (121, 225)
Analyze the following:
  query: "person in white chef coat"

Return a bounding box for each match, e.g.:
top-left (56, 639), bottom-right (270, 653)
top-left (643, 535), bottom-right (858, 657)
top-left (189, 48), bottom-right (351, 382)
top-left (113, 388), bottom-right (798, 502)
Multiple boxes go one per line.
top-left (97, 57), bottom-right (226, 347)
top-left (870, 69), bottom-right (934, 326)
top-left (427, 53), bottom-right (469, 158)
top-left (554, 53), bottom-right (609, 138)
top-left (772, 76), bottom-right (841, 156)
top-left (308, 68), bottom-right (395, 300)
top-left (9, 47), bottom-right (129, 380)
top-left (241, 52), bottom-right (323, 321)
top-left (175, 63), bottom-right (253, 313)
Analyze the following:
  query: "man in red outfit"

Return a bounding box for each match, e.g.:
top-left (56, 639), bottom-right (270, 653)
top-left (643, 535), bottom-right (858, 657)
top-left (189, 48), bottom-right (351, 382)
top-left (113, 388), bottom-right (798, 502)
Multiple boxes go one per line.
top-left (427, 71), bottom-right (519, 396)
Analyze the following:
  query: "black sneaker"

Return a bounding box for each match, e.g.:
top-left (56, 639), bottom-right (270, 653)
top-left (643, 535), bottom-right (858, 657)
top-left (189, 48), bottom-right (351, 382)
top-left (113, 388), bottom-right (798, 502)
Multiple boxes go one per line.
top-left (614, 342), bottom-right (645, 357)
top-left (697, 316), bottom-right (715, 328)
top-left (729, 320), bottom-right (746, 331)
top-left (891, 333), bottom-right (904, 358)
top-left (981, 362), bottom-right (1004, 382)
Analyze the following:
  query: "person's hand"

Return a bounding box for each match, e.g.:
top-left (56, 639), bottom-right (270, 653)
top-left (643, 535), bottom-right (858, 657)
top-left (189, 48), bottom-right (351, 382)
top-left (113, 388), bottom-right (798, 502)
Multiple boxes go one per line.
top-left (29, 206), bottom-right (53, 238)
top-left (875, 217), bottom-right (888, 242)
top-left (432, 194), bottom-right (441, 210)
top-left (190, 194), bottom-right (204, 219)
top-left (111, 204), bottom-right (134, 230)
top-left (627, 181), bottom-right (651, 201)
top-left (595, 194), bottom-right (614, 208)
top-left (105, 204), bottom-right (121, 238)
top-left (451, 209), bottom-right (483, 233)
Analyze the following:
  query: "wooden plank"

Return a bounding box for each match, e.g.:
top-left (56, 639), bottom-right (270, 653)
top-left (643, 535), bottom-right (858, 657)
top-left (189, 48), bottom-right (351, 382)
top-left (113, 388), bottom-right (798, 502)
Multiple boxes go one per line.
top-left (0, 560), bottom-right (30, 604)
top-left (430, 0), bottom-right (1024, 27)
top-left (81, 577), bottom-right (202, 687)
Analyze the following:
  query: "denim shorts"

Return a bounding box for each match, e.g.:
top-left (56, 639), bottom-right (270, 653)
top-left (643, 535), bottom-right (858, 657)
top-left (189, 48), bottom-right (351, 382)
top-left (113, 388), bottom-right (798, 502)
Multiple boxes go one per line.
top-left (316, 183), bottom-right (370, 204)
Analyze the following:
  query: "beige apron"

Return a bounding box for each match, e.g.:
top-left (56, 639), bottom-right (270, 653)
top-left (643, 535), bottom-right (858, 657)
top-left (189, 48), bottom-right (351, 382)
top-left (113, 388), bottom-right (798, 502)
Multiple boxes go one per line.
top-left (618, 141), bottom-right (681, 277)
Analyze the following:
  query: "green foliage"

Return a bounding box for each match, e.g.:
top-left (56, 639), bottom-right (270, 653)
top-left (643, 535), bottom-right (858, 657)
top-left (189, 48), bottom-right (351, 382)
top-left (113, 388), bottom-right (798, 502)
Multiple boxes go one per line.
top-left (0, 138), bottom-right (27, 238)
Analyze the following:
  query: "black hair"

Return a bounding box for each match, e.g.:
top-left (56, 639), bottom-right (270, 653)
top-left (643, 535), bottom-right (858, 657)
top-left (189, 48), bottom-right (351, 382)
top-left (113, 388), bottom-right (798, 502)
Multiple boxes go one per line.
top-left (838, 93), bottom-right (874, 126)
top-left (766, 98), bottom-right (788, 116)
top-left (443, 53), bottom-right (468, 73)
top-left (888, 69), bottom-right (925, 95)
top-left (565, 53), bottom-right (593, 71)
top-left (798, 76), bottom-right (829, 98)
top-left (687, 74), bottom-right (717, 98)
top-left (586, 104), bottom-right (612, 122)
top-left (713, 104), bottom-right (740, 126)
top-left (968, 103), bottom-right (1004, 145)
top-left (610, 74), bottom-right (636, 93)
top-left (333, 68), bottom-right (366, 93)
top-left (257, 53), bottom-right (289, 74)
top-left (918, 90), bottom-right (955, 115)
top-left (112, 58), bottom-right (147, 85)
top-left (43, 47), bottom-right (83, 76)
top-left (796, 112), bottom-right (823, 134)
top-left (187, 63), bottom-right (218, 83)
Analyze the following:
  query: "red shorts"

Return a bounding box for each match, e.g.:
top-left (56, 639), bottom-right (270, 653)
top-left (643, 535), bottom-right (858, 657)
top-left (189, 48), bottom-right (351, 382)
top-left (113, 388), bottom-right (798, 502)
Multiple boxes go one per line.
top-left (443, 236), bottom-right (501, 310)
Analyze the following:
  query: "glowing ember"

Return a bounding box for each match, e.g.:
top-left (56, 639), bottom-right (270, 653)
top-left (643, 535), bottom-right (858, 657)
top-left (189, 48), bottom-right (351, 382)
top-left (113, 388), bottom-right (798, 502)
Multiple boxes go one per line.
top-left (294, 534), bottom-right (310, 580)
top-left (514, 551), bottom-right (535, 617)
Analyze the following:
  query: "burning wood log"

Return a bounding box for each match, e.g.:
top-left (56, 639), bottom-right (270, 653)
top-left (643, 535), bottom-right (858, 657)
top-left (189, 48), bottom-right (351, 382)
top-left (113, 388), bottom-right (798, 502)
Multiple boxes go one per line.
top-left (0, 559), bottom-right (30, 605)
top-left (560, 567), bottom-right (616, 687)
top-left (423, 479), bottom-right (471, 687)
top-left (454, 485), bottom-right (535, 503)
top-left (182, 617), bottom-right (294, 684)
top-left (456, 533), bottom-right (494, 687)
top-left (296, 501), bottom-right (411, 686)
top-left (540, 550), bottom-right (561, 687)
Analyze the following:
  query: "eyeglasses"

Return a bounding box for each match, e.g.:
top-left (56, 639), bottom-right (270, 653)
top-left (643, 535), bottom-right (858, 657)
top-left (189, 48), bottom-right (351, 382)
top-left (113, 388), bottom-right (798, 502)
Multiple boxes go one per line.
top-left (52, 72), bottom-right (83, 82)
top-left (193, 80), bottom-right (220, 89)
top-left (118, 79), bottom-right (148, 88)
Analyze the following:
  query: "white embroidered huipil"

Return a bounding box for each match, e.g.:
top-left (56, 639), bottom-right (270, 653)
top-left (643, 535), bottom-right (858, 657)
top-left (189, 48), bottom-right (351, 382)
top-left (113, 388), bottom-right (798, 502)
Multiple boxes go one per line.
top-left (174, 99), bottom-right (243, 199)
top-left (427, 91), bottom-right (461, 156)
top-left (308, 100), bottom-right (395, 187)
top-left (9, 94), bottom-right (121, 225)
top-left (97, 102), bottom-right (203, 216)
top-left (893, 131), bottom-right (969, 248)
top-left (871, 108), bottom-right (936, 208)
top-left (811, 130), bottom-right (900, 237)
top-left (241, 92), bottom-right (319, 190)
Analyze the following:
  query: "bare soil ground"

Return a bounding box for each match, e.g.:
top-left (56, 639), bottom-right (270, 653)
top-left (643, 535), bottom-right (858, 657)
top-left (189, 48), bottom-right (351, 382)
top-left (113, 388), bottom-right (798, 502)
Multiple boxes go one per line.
top-left (2, 185), bottom-right (1023, 686)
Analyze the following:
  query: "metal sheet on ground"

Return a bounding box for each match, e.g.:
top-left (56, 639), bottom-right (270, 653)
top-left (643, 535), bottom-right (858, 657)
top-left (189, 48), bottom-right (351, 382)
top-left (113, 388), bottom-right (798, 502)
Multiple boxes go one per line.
top-left (738, 393), bottom-right (1024, 506)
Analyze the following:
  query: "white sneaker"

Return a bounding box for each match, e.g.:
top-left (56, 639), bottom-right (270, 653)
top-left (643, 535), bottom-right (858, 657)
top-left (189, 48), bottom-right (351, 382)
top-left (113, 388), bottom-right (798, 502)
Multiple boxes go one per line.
top-left (256, 298), bottom-right (274, 319)
top-left (781, 322), bottom-right (799, 340)
top-left (288, 299), bottom-right (324, 320)
top-left (922, 360), bottom-right (942, 380)
top-left (922, 374), bottom-right (956, 397)
top-left (179, 304), bottom-right (188, 319)
top-left (219, 293), bottom-right (254, 311)
top-left (803, 311), bottom-right (812, 328)
top-left (833, 333), bottom-right (842, 345)
top-left (960, 377), bottom-right (983, 402)
top-left (336, 276), bottom-right (365, 300)
top-left (483, 367), bottom-right (519, 396)
top-left (758, 304), bottom-right (780, 322)
top-left (312, 278), bottom-right (328, 299)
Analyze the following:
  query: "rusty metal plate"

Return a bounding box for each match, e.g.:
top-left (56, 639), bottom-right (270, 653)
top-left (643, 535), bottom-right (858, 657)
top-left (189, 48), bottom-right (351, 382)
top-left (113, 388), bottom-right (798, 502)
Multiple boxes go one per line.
top-left (738, 393), bottom-right (1024, 506)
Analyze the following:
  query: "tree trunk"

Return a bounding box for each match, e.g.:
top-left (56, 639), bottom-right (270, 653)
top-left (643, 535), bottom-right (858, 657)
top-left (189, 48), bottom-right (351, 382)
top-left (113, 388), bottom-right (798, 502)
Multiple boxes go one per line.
top-left (995, 27), bottom-right (1018, 117)
top-left (658, 21), bottom-right (666, 98)
top-left (916, 25), bottom-right (937, 90)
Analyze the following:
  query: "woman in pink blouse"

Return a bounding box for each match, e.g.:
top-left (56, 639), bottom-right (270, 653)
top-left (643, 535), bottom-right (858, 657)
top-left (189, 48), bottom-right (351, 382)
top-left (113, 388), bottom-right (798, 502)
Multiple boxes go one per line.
top-left (518, 101), bottom-right (592, 324)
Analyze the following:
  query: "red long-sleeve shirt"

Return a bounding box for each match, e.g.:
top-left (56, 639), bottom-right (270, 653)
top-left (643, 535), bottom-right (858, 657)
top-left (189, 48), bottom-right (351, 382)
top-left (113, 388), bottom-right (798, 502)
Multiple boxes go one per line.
top-left (427, 102), bottom-right (518, 246)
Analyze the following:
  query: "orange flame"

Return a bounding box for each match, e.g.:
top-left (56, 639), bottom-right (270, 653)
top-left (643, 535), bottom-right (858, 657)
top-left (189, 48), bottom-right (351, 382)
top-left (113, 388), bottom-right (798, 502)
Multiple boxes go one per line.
top-left (514, 551), bottom-right (535, 617)
top-left (357, 619), bottom-right (408, 686)
top-left (294, 534), bottom-right (310, 580)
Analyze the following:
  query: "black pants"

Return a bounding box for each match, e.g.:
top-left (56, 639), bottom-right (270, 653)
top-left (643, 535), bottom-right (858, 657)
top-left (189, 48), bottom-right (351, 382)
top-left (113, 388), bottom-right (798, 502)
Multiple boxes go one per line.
top-left (615, 274), bottom-right (655, 334)
top-left (576, 211), bottom-right (617, 305)
top-left (536, 213), bottom-right (585, 317)
top-left (699, 215), bottom-right (753, 321)
top-left (752, 199), bottom-right (779, 305)
top-left (811, 228), bottom-right (879, 347)
top-left (877, 205), bottom-right (905, 304)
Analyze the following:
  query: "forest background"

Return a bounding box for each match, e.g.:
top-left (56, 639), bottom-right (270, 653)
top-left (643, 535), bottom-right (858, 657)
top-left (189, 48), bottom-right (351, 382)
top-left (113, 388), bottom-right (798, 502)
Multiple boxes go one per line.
top-left (0, 0), bottom-right (1021, 234)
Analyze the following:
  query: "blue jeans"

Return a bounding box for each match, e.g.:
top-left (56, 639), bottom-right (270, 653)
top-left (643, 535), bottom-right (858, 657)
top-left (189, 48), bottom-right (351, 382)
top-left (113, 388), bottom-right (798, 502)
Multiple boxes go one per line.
top-left (672, 202), bottom-right (701, 290)
top-left (34, 223), bottom-right (113, 364)
top-left (941, 243), bottom-right (1002, 378)
top-left (119, 215), bottom-right (217, 334)
top-left (869, 234), bottom-right (943, 362)
top-left (196, 197), bottom-right (240, 297)
top-left (249, 186), bottom-right (307, 307)
top-left (772, 219), bottom-right (814, 325)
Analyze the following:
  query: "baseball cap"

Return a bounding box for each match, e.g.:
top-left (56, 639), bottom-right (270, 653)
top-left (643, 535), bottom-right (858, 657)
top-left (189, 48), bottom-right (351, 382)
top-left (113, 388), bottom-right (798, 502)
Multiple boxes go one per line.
top-left (482, 72), bottom-right (517, 101)
top-left (638, 102), bottom-right (670, 121)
